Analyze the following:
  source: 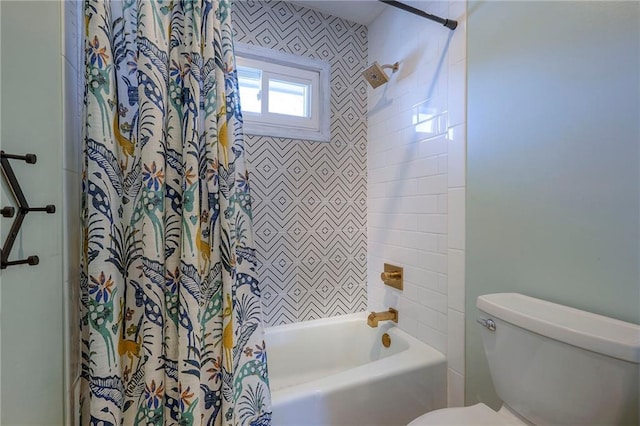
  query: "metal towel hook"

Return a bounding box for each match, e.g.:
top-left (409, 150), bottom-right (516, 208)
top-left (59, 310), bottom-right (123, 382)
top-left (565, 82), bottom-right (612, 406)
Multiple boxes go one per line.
top-left (0, 151), bottom-right (56, 269)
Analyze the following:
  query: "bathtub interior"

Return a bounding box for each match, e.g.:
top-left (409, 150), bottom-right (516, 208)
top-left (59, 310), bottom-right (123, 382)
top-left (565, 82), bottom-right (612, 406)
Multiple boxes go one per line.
top-left (264, 313), bottom-right (448, 425)
top-left (266, 314), bottom-right (409, 391)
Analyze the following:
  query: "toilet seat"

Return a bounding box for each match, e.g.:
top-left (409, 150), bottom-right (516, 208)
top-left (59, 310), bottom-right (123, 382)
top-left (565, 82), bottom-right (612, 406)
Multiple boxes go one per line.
top-left (408, 403), bottom-right (527, 425)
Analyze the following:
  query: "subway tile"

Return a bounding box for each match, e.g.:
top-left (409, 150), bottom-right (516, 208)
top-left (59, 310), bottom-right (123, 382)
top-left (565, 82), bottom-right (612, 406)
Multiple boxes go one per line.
top-left (397, 295), bottom-right (421, 321)
top-left (449, 0), bottom-right (467, 20)
top-left (447, 368), bottom-right (465, 407)
top-left (448, 187), bottom-right (466, 250)
top-left (410, 267), bottom-right (443, 294)
top-left (63, 59), bottom-right (82, 173)
top-left (437, 235), bottom-right (448, 254)
top-left (420, 286), bottom-right (448, 313)
top-left (62, 170), bottom-right (81, 284)
top-left (417, 174), bottom-right (448, 195)
top-left (369, 241), bottom-right (418, 266)
top-left (369, 230), bottom-right (440, 255)
top-left (368, 148), bottom-right (393, 170)
top-left (418, 134), bottom-right (448, 158)
top-left (416, 323), bottom-right (447, 354)
top-left (437, 311), bottom-right (449, 333)
top-left (417, 214), bottom-right (447, 234)
top-left (447, 3), bottom-right (467, 66)
top-left (418, 306), bottom-right (438, 329)
top-left (438, 273), bottom-right (449, 295)
top-left (397, 195), bottom-right (439, 214)
top-left (368, 165), bottom-right (399, 184)
top-left (62, 1), bottom-right (81, 71)
top-left (437, 193), bottom-right (448, 214)
top-left (437, 154), bottom-right (448, 174)
top-left (404, 157), bottom-right (441, 180)
top-left (381, 281), bottom-right (403, 304)
top-left (387, 105), bottom-right (420, 133)
top-left (403, 282), bottom-right (421, 303)
top-left (411, 110), bottom-right (448, 140)
top-left (367, 282), bottom-right (386, 312)
top-left (415, 52), bottom-right (448, 102)
top-left (398, 312), bottom-right (419, 339)
top-left (447, 59), bottom-right (467, 127)
top-left (367, 119), bottom-right (388, 141)
top-left (447, 308), bottom-right (465, 374)
top-left (385, 138), bottom-right (420, 165)
top-left (369, 212), bottom-right (419, 232)
top-left (447, 123), bottom-right (466, 188)
top-left (403, 266), bottom-right (434, 290)
top-left (447, 249), bottom-right (465, 311)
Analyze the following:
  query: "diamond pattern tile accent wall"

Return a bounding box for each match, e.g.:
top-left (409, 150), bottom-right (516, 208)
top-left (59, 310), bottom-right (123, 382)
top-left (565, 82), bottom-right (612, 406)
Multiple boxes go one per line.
top-left (232, 0), bottom-right (368, 326)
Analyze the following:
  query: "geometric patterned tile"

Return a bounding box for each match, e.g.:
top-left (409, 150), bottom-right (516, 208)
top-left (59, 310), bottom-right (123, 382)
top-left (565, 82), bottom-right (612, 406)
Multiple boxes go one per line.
top-left (342, 284), bottom-right (368, 313)
top-left (233, 0), bottom-right (368, 325)
top-left (261, 290), bottom-right (298, 327)
top-left (297, 290), bottom-right (328, 322)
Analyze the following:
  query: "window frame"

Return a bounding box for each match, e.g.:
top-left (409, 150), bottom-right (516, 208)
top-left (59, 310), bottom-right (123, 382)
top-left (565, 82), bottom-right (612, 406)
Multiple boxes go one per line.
top-left (235, 43), bottom-right (331, 142)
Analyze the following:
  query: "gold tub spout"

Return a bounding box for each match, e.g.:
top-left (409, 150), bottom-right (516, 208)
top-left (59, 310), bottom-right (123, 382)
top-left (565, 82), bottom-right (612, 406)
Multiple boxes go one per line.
top-left (367, 308), bottom-right (398, 328)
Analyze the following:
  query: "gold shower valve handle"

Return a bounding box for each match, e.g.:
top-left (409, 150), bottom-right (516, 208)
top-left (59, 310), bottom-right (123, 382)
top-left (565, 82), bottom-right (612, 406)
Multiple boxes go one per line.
top-left (380, 263), bottom-right (403, 290)
top-left (380, 271), bottom-right (401, 281)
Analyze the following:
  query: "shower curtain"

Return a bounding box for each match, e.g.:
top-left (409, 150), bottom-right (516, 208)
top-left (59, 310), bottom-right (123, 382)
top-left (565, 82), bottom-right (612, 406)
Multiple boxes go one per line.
top-left (80, 1), bottom-right (271, 424)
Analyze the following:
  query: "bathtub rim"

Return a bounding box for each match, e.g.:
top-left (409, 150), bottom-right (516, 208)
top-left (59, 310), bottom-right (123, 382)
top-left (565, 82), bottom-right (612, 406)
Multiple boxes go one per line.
top-left (264, 311), bottom-right (372, 334)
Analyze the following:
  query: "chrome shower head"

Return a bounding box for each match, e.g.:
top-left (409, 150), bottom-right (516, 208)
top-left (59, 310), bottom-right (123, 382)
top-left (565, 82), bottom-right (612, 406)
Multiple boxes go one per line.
top-left (362, 61), bottom-right (399, 88)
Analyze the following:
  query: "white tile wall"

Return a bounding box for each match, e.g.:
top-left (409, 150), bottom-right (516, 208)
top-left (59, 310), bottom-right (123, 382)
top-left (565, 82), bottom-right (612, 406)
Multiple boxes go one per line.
top-left (367, 0), bottom-right (467, 407)
top-left (446, 1), bottom-right (467, 407)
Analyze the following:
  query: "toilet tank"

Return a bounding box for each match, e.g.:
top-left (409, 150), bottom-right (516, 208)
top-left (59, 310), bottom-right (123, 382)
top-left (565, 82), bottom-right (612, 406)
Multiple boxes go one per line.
top-left (477, 293), bottom-right (640, 425)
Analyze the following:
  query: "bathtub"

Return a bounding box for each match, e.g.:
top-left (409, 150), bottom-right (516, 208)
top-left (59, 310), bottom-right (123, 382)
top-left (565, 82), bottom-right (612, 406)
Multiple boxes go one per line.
top-left (265, 313), bottom-right (447, 426)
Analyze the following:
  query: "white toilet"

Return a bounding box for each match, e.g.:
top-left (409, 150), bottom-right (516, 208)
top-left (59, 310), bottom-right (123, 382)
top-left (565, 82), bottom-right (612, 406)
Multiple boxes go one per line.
top-left (410, 293), bottom-right (640, 425)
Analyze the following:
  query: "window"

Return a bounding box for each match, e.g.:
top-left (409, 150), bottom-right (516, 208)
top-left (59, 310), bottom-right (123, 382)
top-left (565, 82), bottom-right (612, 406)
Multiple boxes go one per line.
top-left (235, 43), bottom-right (330, 142)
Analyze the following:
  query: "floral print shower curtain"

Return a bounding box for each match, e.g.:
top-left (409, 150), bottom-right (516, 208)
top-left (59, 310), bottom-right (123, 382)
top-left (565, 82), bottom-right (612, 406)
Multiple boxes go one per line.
top-left (80, 1), bottom-right (271, 424)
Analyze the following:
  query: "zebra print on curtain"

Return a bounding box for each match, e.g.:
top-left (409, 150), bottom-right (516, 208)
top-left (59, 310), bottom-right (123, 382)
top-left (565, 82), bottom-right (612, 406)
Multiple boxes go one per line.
top-left (80, 1), bottom-right (272, 424)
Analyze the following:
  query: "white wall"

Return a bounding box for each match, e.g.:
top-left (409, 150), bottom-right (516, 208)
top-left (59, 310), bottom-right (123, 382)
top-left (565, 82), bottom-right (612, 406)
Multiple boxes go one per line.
top-left (0, 1), bottom-right (66, 423)
top-left (367, 0), bottom-right (467, 406)
top-left (466, 0), bottom-right (639, 408)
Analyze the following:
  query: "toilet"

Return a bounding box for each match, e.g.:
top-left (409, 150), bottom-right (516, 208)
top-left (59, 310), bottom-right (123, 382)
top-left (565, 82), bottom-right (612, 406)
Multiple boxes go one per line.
top-left (409, 293), bottom-right (640, 425)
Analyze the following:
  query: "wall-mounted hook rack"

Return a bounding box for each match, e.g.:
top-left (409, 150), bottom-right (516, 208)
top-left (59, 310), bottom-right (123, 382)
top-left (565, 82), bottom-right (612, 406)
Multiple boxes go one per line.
top-left (1, 151), bottom-right (56, 269)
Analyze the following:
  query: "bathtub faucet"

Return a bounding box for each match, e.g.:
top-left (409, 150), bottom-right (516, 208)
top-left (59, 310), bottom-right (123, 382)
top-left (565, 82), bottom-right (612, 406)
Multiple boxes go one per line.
top-left (367, 308), bottom-right (398, 327)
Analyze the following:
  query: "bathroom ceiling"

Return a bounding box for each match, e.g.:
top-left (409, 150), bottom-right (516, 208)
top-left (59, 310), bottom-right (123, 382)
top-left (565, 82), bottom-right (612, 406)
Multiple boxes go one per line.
top-left (288, 1), bottom-right (387, 26)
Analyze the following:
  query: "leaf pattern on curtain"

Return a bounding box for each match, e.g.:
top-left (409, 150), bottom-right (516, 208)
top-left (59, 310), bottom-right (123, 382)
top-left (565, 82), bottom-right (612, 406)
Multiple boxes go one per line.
top-left (80, 1), bottom-right (272, 424)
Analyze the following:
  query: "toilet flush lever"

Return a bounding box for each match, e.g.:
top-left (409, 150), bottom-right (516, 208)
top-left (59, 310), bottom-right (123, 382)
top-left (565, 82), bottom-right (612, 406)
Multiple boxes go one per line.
top-left (476, 318), bottom-right (496, 332)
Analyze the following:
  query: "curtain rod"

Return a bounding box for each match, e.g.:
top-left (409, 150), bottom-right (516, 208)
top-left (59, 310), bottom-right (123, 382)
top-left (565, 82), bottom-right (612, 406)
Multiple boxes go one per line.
top-left (378, 1), bottom-right (458, 30)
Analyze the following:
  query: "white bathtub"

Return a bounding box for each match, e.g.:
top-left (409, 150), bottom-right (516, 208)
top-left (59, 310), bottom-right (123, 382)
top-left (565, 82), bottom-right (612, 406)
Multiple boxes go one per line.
top-left (265, 313), bottom-right (447, 426)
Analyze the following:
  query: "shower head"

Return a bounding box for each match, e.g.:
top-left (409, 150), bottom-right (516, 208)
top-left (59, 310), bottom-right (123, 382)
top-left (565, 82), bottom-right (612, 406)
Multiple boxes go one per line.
top-left (362, 61), bottom-right (399, 88)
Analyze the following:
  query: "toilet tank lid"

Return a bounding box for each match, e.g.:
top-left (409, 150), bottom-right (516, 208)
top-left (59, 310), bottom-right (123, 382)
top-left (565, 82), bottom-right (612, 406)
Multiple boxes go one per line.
top-left (477, 293), bottom-right (640, 363)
